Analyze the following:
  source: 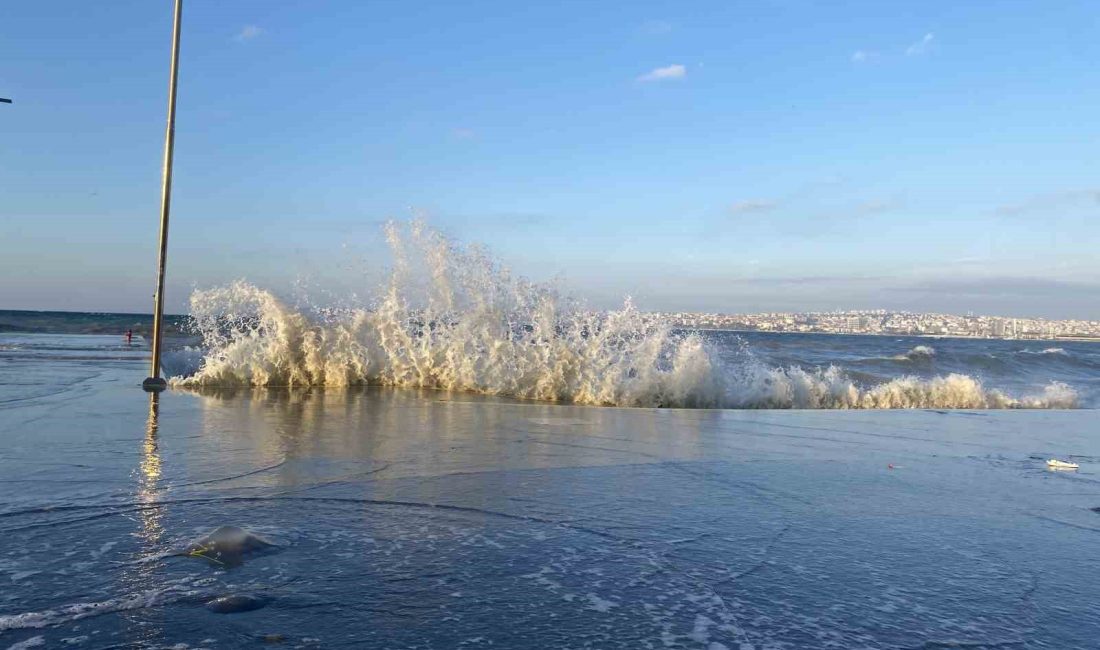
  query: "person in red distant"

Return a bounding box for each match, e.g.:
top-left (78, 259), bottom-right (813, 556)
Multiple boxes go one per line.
top-left (126, 329), bottom-right (133, 346)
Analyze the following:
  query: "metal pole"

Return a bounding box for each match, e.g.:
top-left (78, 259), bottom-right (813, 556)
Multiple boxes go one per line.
top-left (143, 0), bottom-right (183, 392)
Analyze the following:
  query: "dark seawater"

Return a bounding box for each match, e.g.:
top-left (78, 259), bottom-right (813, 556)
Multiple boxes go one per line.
top-left (0, 332), bottom-right (1099, 649)
top-left (0, 310), bottom-right (189, 337)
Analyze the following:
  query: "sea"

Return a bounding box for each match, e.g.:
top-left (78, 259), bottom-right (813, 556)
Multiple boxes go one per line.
top-left (2, 309), bottom-right (1096, 410)
top-left (1, 226), bottom-right (1099, 648)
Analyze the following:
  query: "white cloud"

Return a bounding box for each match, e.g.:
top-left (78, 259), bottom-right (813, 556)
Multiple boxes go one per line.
top-left (234, 25), bottom-right (264, 42)
top-left (851, 50), bottom-right (879, 63)
top-left (995, 188), bottom-right (1100, 217)
top-left (637, 64), bottom-right (686, 82)
top-left (729, 200), bottom-right (778, 215)
top-left (906, 32), bottom-right (934, 56)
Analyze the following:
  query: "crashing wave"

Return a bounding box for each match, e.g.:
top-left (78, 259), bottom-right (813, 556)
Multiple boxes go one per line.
top-left (173, 223), bottom-right (726, 408)
top-left (171, 222), bottom-right (1078, 410)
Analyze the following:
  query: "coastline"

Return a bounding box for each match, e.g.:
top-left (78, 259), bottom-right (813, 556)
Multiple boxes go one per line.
top-left (2, 308), bottom-right (1097, 344)
top-left (679, 326), bottom-right (1100, 344)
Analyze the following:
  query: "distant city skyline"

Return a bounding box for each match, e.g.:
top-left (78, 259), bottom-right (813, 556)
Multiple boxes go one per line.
top-left (3, 305), bottom-right (1098, 343)
top-left (669, 309), bottom-right (1100, 341)
top-left (1, 1), bottom-right (1098, 319)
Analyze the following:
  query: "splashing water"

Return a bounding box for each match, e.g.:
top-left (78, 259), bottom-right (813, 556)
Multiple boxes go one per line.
top-left (174, 223), bottom-right (725, 408)
top-left (172, 223), bottom-right (1078, 409)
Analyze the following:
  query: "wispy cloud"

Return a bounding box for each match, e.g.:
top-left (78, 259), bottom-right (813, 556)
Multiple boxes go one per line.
top-left (729, 200), bottom-right (778, 215)
top-left (889, 276), bottom-right (1100, 319)
top-left (233, 25), bottom-right (264, 42)
top-left (736, 274), bottom-right (887, 286)
top-left (906, 32), bottom-right (934, 56)
top-left (637, 64), bottom-right (686, 82)
top-left (994, 188), bottom-right (1100, 217)
top-left (451, 128), bottom-right (476, 140)
top-left (897, 276), bottom-right (1100, 296)
top-left (850, 50), bottom-right (877, 63)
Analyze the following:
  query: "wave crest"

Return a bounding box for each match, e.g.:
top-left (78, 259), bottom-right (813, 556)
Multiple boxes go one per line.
top-left (721, 364), bottom-right (1076, 409)
top-left (172, 223), bottom-right (1077, 410)
top-left (892, 345), bottom-right (936, 361)
top-left (1018, 347), bottom-right (1067, 356)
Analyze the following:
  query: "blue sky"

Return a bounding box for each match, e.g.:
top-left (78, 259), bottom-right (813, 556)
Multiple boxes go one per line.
top-left (1, 0), bottom-right (1098, 318)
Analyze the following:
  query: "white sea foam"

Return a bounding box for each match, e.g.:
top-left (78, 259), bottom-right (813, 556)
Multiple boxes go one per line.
top-left (1015, 347), bottom-right (1069, 358)
top-left (171, 222), bottom-right (1078, 410)
top-left (0, 580), bottom-right (204, 632)
top-left (1027, 347), bottom-right (1067, 355)
top-left (892, 345), bottom-right (935, 361)
top-left (6, 637), bottom-right (45, 650)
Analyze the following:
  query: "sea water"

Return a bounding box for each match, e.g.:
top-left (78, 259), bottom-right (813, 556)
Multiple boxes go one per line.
top-left (0, 350), bottom-right (1098, 648)
top-left (1, 224), bottom-right (1099, 648)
